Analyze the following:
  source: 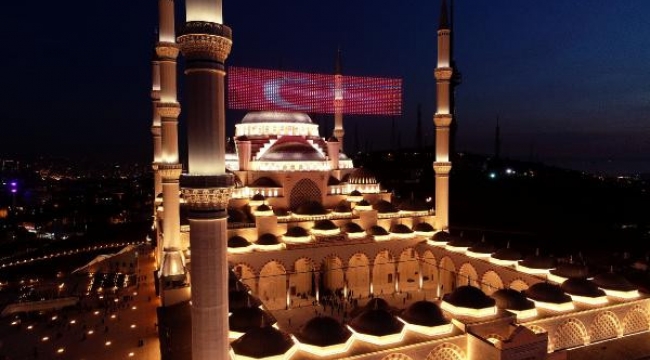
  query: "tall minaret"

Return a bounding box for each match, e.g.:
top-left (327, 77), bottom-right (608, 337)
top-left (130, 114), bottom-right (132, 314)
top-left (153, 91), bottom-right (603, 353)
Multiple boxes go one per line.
top-left (156, 0), bottom-right (187, 305)
top-left (178, 0), bottom-right (233, 358)
top-left (434, 0), bottom-right (453, 230)
top-left (151, 49), bottom-right (162, 214)
top-left (333, 48), bottom-right (345, 151)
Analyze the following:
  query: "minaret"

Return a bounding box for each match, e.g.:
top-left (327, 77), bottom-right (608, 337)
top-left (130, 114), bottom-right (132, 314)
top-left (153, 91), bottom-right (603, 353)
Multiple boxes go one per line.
top-left (177, 0), bottom-right (233, 358)
top-left (156, 0), bottom-right (187, 305)
top-left (333, 48), bottom-right (345, 151)
top-left (151, 49), bottom-right (162, 217)
top-left (434, 0), bottom-right (453, 230)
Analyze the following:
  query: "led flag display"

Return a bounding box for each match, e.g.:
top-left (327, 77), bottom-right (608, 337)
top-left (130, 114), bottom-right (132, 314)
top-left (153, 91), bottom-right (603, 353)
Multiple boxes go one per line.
top-left (228, 67), bottom-right (402, 115)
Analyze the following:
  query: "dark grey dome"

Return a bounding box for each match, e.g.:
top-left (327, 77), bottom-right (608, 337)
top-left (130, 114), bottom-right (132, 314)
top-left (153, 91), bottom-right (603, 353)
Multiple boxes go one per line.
top-left (342, 222), bottom-right (364, 233)
top-left (443, 286), bottom-right (495, 309)
top-left (349, 190), bottom-right (362, 196)
top-left (414, 222), bottom-right (435, 233)
top-left (229, 290), bottom-right (262, 311)
top-left (333, 200), bottom-right (352, 213)
top-left (367, 225), bottom-right (389, 236)
top-left (468, 238), bottom-right (497, 254)
top-left (285, 226), bottom-right (309, 237)
top-left (389, 224), bottom-right (413, 234)
top-left (356, 199), bottom-right (371, 207)
top-left (256, 204), bottom-right (271, 212)
top-left (231, 326), bottom-right (294, 358)
top-left (347, 168), bottom-right (377, 185)
top-left (251, 177), bottom-right (280, 187)
top-left (260, 136), bottom-right (325, 161)
top-left (327, 176), bottom-right (341, 186)
top-left (561, 278), bottom-right (606, 298)
top-left (256, 233), bottom-right (279, 246)
top-left (313, 220), bottom-right (338, 231)
top-left (491, 288), bottom-right (535, 311)
top-left (447, 235), bottom-right (475, 248)
top-left (519, 253), bottom-right (556, 270)
top-left (400, 301), bottom-right (448, 327)
top-left (373, 200), bottom-right (398, 213)
top-left (349, 309), bottom-right (404, 337)
top-left (397, 198), bottom-right (430, 211)
top-left (432, 231), bottom-right (452, 242)
top-left (592, 272), bottom-right (637, 292)
top-left (251, 193), bottom-right (266, 201)
top-left (294, 201), bottom-right (327, 215)
top-left (524, 282), bottom-right (571, 304)
top-left (492, 246), bottom-right (523, 261)
top-left (295, 316), bottom-right (352, 347)
top-left (550, 262), bottom-right (590, 279)
top-left (228, 236), bottom-right (250, 248)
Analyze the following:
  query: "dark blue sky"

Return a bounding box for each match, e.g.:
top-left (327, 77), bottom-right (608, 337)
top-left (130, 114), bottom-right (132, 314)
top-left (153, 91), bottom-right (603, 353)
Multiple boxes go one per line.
top-left (1, 1), bottom-right (649, 174)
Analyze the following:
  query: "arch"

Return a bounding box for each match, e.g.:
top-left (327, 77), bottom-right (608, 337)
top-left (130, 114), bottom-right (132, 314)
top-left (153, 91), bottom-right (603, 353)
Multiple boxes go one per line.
top-left (425, 343), bottom-right (465, 360)
top-left (259, 261), bottom-right (287, 310)
top-left (480, 270), bottom-right (504, 296)
top-left (509, 279), bottom-right (529, 292)
top-left (457, 263), bottom-right (479, 288)
top-left (373, 249), bottom-right (396, 296)
top-left (289, 178), bottom-right (322, 211)
top-left (290, 257), bottom-right (314, 298)
top-left (439, 256), bottom-right (456, 297)
top-left (381, 354), bottom-right (414, 360)
top-left (623, 306), bottom-right (650, 335)
top-left (320, 255), bottom-right (345, 295)
top-left (553, 318), bottom-right (588, 351)
top-left (232, 262), bottom-right (257, 293)
top-left (397, 248), bottom-right (419, 292)
top-left (347, 253), bottom-right (370, 298)
top-left (421, 250), bottom-right (438, 290)
top-left (590, 311), bottom-right (621, 341)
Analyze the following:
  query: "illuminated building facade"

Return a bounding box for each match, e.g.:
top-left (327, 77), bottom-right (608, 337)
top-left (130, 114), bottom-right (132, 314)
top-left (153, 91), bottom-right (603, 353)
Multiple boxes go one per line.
top-left (150, 0), bottom-right (650, 359)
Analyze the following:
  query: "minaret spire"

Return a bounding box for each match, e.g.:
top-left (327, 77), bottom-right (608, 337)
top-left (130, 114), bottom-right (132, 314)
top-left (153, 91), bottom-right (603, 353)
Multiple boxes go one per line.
top-left (433, 0), bottom-right (453, 230)
top-left (178, 0), bottom-right (234, 358)
top-left (156, 0), bottom-right (188, 306)
top-left (333, 47), bottom-right (345, 151)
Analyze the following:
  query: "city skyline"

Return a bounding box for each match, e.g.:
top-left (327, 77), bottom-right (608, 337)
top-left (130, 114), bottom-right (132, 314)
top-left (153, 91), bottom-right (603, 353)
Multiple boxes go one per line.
top-left (1, 1), bottom-right (649, 175)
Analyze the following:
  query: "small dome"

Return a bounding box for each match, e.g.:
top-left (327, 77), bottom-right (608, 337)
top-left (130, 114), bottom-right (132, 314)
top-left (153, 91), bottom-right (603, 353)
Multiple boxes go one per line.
top-left (492, 246), bottom-right (523, 261)
top-left (294, 201), bottom-right (327, 215)
top-left (367, 225), bottom-right (389, 236)
top-left (356, 199), bottom-right (371, 207)
top-left (350, 190), bottom-right (362, 196)
top-left (390, 224), bottom-right (413, 234)
top-left (256, 204), bottom-right (271, 212)
top-left (241, 111), bottom-right (313, 124)
top-left (432, 231), bottom-right (452, 242)
top-left (347, 168), bottom-right (378, 185)
top-left (447, 235), bottom-right (475, 248)
top-left (342, 222), bottom-right (364, 233)
top-left (285, 226), bottom-right (309, 237)
top-left (327, 136), bottom-right (339, 142)
top-left (400, 301), bottom-right (448, 327)
top-left (365, 298), bottom-right (391, 311)
top-left (313, 220), bottom-right (338, 231)
top-left (349, 309), bottom-right (404, 337)
top-left (273, 207), bottom-right (290, 216)
top-left (524, 283), bottom-right (571, 304)
top-left (414, 222), bottom-right (434, 233)
top-left (251, 193), bottom-right (266, 201)
top-left (333, 201), bottom-right (352, 213)
top-left (491, 289), bottom-right (535, 311)
top-left (251, 177), bottom-right (280, 188)
top-left (592, 272), bottom-right (637, 292)
top-left (561, 278), bottom-right (606, 298)
top-left (228, 208), bottom-right (250, 223)
top-left (550, 262), bottom-right (590, 279)
top-left (256, 233), bottom-right (279, 246)
top-left (231, 326), bottom-right (294, 358)
top-left (443, 286), bottom-right (496, 309)
top-left (328, 176), bottom-right (341, 186)
top-left (228, 236), bottom-right (250, 248)
top-left (397, 198), bottom-right (430, 212)
top-left (373, 200), bottom-right (398, 213)
top-left (519, 253), bottom-right (556, 270)
top-left (295, 316), bottom-right (352, 347)
top-left (468, 238), bottom-right (497, 254)
top-left (230, 307), bottom-right (276, 333)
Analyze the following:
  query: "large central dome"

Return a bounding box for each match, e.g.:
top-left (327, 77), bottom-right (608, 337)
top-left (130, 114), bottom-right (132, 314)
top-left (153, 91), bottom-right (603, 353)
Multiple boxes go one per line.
top-left (241, 111), bottom-right (313, 124)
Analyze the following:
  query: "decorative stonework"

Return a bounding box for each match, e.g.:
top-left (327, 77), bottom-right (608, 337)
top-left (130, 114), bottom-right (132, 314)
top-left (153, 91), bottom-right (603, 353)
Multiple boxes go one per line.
top-left (157, 102), bottom-right (181, 118)
top-left (182, 187), bottom-right (233, 211)
top-left (178, 33), bottom-right (232, 64)
top-left (156, 42), bottom-right (180, 60)
top-left (151, 126), bottom-right (161, 137)
top-left (158, 163), bottom-right (182, 179)
top-left (151, 89), bottom-right (161, 101)
top-left (434, 162), bottom-right (452, 175)
top-left (435, 67), bottom-right (453, 80)
top-left (434, 114), bottom-right (452, 127)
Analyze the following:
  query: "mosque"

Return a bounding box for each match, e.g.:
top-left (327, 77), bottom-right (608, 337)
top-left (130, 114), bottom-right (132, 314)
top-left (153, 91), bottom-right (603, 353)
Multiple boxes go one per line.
top-left (149, 0), bottom-right (650, 359)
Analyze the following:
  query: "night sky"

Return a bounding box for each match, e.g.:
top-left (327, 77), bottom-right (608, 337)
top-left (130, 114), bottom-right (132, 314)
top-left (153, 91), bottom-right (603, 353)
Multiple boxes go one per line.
top-left (1, 1), bottom-right (649, 175)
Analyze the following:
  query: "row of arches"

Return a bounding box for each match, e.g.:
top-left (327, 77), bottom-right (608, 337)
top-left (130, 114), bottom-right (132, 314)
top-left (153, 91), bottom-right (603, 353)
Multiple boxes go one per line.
top-left (380, 342), bottom-right (465, 360)
top-left (232, 250), bottom-right (531, 310)
top-left (526, 306), bottom-right (650, 352)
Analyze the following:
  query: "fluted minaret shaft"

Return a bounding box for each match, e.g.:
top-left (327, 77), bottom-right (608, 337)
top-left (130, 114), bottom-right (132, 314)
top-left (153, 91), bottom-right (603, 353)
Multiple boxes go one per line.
top-left (151, 55), bottom-right (162, 212)
top-left (156, 0), bottom-right (185, 288)
top-left (178, 0), bottom-right (233, 358)
top-left (434, 0), bottom-right (453, 230)
top-left (333, 48), bottom-right (344, 151)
